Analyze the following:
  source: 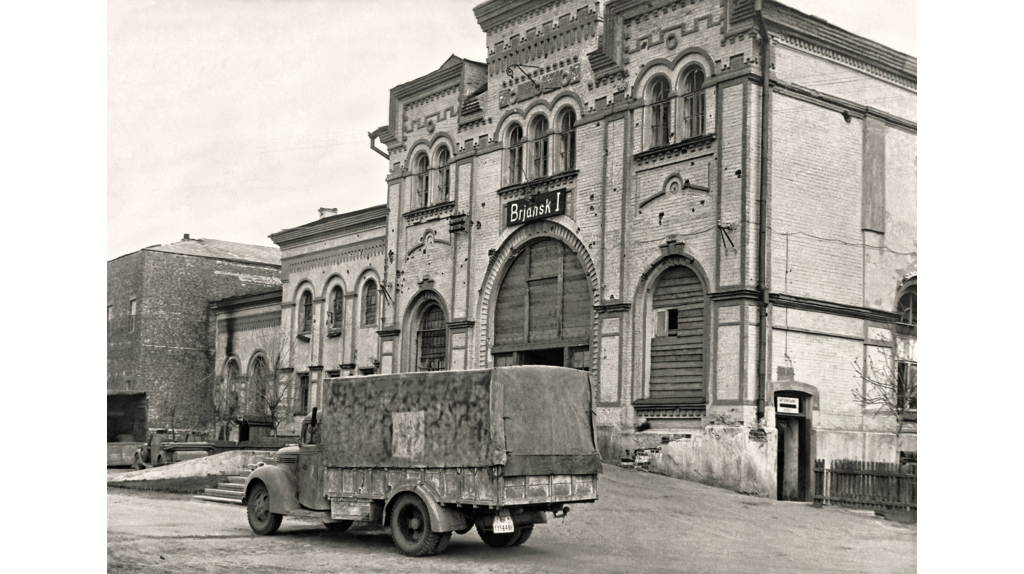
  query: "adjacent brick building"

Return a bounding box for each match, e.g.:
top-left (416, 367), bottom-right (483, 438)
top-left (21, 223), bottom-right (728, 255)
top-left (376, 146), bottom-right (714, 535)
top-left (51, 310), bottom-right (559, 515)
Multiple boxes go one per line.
top-left (209, 0), bottom-right (916, 499)
top-left (107, 236), bottom-right (281, 430)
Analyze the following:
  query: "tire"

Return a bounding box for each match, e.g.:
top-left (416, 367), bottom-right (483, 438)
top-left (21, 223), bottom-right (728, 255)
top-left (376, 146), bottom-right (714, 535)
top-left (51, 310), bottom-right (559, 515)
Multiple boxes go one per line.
top-left (476, 522), bottom-right (520, 548)
top-left (324, 520), bottom-right (353, 532)
top-left (511, 525), bottom-right (533, 546)
top-left (432, 532), bottom-right (453, 555)
top-left (454, 525), bottom-right (472, 535)
top-left (390, 494), bottom-right (444, 557)
top-left (247, 482), bottom-right (283, 535)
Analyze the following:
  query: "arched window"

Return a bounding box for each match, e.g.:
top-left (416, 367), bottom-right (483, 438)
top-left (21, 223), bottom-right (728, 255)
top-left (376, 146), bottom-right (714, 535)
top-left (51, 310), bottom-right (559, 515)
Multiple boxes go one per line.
top-left (436, 147), bottom-right (451, 204)
top-left (299, 291), bottom-right (313, 333)
top-left (414, 152), bottom-right (430, 208)
top-left (682, 67), bottom-right (706, 139)
top-left (507, 124), bottom-right (525, 185)
top-left (896, 285), bottom-right (916, 336)
top-left (649, 266), bottom-right (706, 404)
top-left (649, 77), bottom-right (671, 148)
top-left (249, 354), bottom-right (270, 411)
top-left (329, 286), bottom-right (344, 329)
top-left (362, 280), bottom-right (378, 327)
top-left (531, 116), bottom-right (550, 179)
top-left (557, 109), bottom-right (576, 173)
top-left (417, 303), bottom-right (447, 371)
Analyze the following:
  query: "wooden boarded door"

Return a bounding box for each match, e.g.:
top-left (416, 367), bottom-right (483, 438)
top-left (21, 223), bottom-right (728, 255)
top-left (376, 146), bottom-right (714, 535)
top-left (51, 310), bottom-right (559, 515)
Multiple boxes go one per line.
top-left (493, 239), bottom-right (591, 367)
top-left (650, 266), bottom-right (705, 404)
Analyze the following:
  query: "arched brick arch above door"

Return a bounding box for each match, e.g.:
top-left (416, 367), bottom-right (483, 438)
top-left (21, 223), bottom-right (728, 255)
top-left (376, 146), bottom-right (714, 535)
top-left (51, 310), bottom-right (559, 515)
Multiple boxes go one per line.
top-left (477, 221), bottom-right (598, 368)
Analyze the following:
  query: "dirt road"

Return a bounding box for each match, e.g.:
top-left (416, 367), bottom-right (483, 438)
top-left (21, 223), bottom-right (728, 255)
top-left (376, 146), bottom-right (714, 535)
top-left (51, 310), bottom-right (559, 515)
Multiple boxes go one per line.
top-left (108, 464), bottom-right (915, 573)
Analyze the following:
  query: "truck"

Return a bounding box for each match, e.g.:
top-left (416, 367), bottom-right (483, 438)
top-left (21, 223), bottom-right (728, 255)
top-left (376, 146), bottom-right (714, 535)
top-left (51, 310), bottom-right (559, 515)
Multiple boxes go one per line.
top-left (242, 366), bottom-right (601, 556)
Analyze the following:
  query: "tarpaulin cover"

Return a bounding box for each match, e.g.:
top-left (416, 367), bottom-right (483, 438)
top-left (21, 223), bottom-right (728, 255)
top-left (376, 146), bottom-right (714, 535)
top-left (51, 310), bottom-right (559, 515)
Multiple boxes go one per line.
top-left (322, 366), bottom-right (601, 475)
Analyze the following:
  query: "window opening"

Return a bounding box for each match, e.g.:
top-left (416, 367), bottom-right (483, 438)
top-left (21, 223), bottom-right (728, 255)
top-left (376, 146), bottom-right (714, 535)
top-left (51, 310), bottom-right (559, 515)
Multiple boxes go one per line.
top-left (417, 304), bottom-right (446, 371)
top-left (896, 286), bottom-right (916, 336)
top-left (531, 116), bottom-right (549, 179)
top-left (330, 286), bottom-right (344, 329)
top-left (436, 147), bottom-right (450, 203)
top-left (300, 291), bottom-right (313, 333)
top-left (415, 153), bottom-right (430, 208)
top-left (682, 68), bottom-right (705, 139)
top-left (897, 361), bottom-right (917, 411)
top-left (508, 125), bottom-right (525, 184)
top-left (558, 109), bottom-right (576, 172)
top-left (650, 77), bottom-right (671, 148)
top-left (299, 373), bottom-right (310, 414)
top-left (363, 281), bottom-right (378, 326)
top-left (129, 299), bottom-right (137, 332)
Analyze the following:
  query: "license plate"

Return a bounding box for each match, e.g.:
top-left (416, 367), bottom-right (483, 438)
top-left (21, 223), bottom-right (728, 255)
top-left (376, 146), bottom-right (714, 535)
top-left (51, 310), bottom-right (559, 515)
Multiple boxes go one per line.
top-left (492, 514), bottom-right (514, 534)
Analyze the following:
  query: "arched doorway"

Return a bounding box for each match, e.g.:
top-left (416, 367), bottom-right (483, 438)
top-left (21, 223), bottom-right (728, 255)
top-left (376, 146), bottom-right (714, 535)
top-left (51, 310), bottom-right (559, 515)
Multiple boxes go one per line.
top-left (491, 239), bottom-right (592, 369)
top-left (774, 390), bottom-right (814, 501)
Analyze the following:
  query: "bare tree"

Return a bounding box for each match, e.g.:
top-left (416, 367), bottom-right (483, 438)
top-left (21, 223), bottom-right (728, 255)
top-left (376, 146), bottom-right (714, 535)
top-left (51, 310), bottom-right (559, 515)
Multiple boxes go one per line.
top-left (852, 326), bottom-right (916, 462)
top-left (211, 363), bottom-right (241, 440)
top-left (242, 330), bottom-right (292, 439)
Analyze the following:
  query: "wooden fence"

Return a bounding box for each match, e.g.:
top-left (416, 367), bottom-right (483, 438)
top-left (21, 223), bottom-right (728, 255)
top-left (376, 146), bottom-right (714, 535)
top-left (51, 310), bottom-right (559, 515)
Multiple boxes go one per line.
top-left (813, 459), bottom-right (916, 511)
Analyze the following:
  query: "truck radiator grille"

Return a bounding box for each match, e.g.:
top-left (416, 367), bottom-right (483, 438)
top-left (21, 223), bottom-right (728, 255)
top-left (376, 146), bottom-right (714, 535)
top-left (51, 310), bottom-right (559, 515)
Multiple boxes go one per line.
top-left (276, 454), bottom-right (298, 464)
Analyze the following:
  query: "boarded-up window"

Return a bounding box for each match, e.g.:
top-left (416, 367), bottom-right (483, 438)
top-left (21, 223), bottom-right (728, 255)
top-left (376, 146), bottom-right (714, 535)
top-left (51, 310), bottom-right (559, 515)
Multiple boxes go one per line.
top-left (330, 286), bottom-right (344, 328)
top-left (300, 291), bottom-right (313, 333)
top-left (650, 266), bottom-right (705, 404)
top-left (493, 239), bottom-right (591, 353)
top-left (417, 304), bottom-right (446, 371)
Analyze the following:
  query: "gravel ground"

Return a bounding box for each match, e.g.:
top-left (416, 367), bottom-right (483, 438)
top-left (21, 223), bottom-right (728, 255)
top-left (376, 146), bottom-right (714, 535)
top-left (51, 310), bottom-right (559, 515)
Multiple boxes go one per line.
top-left (107, 464), bottom-right (915, 573)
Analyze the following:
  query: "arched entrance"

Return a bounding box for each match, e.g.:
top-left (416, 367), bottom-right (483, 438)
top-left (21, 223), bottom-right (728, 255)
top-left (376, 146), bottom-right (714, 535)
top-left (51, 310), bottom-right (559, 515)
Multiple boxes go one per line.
top-left (774, 390), bottom-right (814, 501)
top-left (491, 238), bottom-right (592, 368)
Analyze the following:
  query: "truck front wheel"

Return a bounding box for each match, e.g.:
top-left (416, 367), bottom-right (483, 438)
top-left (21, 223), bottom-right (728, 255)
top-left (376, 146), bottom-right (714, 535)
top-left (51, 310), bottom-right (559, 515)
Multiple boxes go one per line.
top-left (247, 482), bottom-right (283, 535)
top-left (390, 494), bottom-right (447, 557)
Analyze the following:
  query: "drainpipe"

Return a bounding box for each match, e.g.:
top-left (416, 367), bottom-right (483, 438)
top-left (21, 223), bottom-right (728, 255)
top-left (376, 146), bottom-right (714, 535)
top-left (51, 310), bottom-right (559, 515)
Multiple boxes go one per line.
top-left (755, 0), bottom-right (772, 422)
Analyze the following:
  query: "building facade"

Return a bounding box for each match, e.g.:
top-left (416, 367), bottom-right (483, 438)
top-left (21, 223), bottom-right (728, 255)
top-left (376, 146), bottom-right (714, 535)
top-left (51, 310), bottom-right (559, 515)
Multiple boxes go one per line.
top-left (367, 0), bottom-right (916, 498)
top-left (108, 235), bottom-right (282, 430)
top-left (209, 0), bottom-right (916, 499)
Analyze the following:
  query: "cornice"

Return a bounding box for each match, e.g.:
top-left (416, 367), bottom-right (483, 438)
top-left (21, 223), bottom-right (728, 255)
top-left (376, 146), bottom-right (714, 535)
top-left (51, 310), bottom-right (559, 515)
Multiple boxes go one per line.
top-left (270, 205), bottom-right (389, 249)
top-left (774, 80), bottom-right (916, 133)
top-left (210, 289), bottom-right (282, 311)
top-left (474, 0), bottom-right (562, 34)
top-left (447, 320), bottom-right (476, 330)
top-left (393, 62), bottom-right (464, 102)
top-left (496, 170), bottom-right (578, 200)
top-left (633, 134), bottom-right (716, 166)
top-left (403, 201), bottom-right (456, 224)
top-left (377, 328), bottom-right (401, 338)
top-left (771, 293), bottom-right (900, 324)
top-left (594, 302), bottom-right (631, 314)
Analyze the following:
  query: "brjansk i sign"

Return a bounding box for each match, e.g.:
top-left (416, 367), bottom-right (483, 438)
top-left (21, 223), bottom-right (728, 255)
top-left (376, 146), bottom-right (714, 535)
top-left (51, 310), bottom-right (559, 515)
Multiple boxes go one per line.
top-left (505, 189), bottom-right (566, 227)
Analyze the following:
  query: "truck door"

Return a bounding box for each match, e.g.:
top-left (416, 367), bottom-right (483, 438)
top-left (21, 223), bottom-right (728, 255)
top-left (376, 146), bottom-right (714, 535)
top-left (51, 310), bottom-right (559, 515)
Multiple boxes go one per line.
top-left (298, 418), bottom-right (329, 510)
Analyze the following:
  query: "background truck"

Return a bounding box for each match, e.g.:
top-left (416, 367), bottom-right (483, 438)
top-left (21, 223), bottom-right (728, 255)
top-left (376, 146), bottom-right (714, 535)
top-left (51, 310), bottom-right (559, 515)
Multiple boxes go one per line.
top-left (242, 366), bottom-right (601, 556)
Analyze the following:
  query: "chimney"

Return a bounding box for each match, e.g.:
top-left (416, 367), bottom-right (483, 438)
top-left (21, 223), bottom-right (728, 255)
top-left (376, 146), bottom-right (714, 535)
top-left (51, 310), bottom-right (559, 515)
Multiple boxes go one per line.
top-left (183, 233), bottom-right (190, 240)
top-left (318, 207), bottom-right (338, 219)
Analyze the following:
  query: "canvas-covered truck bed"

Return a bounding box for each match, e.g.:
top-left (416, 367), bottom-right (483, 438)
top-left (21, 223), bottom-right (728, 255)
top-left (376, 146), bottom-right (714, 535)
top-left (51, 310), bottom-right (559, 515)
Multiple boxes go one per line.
top-left (322, 365), bottom-right (600, 496)
top-left (238, 366), bottom-right (601, 556)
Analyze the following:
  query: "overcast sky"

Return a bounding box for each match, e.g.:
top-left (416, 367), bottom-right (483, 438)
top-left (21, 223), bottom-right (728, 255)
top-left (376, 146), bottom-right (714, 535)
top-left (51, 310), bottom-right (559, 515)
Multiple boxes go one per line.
top-left (107, 0), bottom-right (916, 260)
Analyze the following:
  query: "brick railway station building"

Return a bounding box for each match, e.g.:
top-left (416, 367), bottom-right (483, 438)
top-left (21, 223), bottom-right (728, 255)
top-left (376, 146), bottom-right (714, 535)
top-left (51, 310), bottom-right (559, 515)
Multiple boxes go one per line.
top-left (211, 0), bottom-right (916, 499)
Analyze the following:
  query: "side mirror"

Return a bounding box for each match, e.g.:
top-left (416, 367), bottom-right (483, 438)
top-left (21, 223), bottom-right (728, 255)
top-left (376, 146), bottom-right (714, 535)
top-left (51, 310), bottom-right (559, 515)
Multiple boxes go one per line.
top-left (311, 407), bottom-right (317, 427)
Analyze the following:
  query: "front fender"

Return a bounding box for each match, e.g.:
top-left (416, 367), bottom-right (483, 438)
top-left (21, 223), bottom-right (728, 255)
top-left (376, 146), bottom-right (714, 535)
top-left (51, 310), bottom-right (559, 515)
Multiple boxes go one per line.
top-left (245, 465), bottom-right (301, 515)
top-left (384, 483), bottom-right (470, 533)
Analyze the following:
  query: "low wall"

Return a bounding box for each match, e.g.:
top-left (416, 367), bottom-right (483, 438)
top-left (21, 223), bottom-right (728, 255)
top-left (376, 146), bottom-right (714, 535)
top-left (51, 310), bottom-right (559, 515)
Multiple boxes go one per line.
top-left (106, 450), bottom-right (274, 483)
top-left (599, 425), bottom-right (778, 497)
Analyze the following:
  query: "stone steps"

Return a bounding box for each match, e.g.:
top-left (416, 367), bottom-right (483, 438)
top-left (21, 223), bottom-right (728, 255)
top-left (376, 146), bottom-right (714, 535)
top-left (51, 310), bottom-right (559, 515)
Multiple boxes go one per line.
top-left (194, 469), bottom-right (252, 506)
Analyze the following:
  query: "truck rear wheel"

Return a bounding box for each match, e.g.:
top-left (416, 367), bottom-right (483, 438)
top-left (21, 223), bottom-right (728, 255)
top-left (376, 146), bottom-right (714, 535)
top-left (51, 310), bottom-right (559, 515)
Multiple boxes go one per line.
top-left (476, 523), bottom-right (520, 548)
top-left (390, 494), bottom-right (445, 557)
top-left (511, 525), bottom-right (533, 546)
top-left (324, 520), bottom-right (352, 532)
top-left (247, 482), bottom-right (283, 535)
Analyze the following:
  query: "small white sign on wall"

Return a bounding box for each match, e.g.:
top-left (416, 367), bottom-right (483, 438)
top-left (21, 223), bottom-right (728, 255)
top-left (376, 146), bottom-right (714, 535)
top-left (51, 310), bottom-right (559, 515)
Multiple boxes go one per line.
top-left (776, 396), bottom-right (800, 414)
